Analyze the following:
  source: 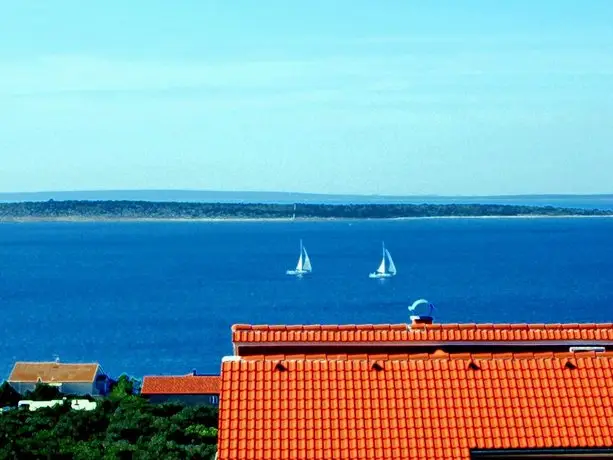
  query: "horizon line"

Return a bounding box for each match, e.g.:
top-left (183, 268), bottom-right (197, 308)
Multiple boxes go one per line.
top-left (1, 189), bottom-right (612, 199)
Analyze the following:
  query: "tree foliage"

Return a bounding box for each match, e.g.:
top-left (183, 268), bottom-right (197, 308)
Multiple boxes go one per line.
top-left (0, 382), bottom-right (21, 408)
top-left (23, 382), bottom-right (63, 401)
top-left (108, 375), bottom-right (139, 401)
top-left (0, 385), bottom-right (218, 460)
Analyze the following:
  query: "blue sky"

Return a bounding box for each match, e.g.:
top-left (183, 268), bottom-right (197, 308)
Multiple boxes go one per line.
top-left (1, 1), bottom-right (612, 195)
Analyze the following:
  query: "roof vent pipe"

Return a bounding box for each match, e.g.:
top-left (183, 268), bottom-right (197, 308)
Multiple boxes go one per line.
top-left (408, 299), bottom-right (435, 326)
top-left (410, 316), bottom-right (433, 326)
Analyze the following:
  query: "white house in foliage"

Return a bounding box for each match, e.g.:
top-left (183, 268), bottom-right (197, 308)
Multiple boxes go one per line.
top-left (8, 361), bottom-right (111, 396)
top-left (17, 398), bottom-right (97, 411)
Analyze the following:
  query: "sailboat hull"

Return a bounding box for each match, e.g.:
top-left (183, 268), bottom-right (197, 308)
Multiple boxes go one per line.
top-left (286, 269), bottom-right (310, 276)
top-left (369, 272), bottom-right (394, 279)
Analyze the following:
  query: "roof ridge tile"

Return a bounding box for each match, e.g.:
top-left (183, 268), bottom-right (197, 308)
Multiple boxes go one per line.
top-left (231, 322), bottom-right (613, 348)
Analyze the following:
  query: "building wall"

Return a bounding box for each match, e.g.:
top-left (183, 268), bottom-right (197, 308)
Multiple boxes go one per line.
top-left (17, 399), bottom-right (97, 411)
top-left (9, 382), bottom-right (36, 395)
top-left (146, 394), bottom-right (219, 406)
top-left (94, 374), bottom-right (112, 396)
top-left (9, 382), bottom-right (97, 396)
top-left (9, 370), bottom-right (110, 397)
top-left (60, 382), bottom-right (96, 396)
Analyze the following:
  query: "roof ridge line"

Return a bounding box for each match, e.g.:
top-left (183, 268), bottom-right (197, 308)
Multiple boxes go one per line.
top-left (237, 350), bottom-right (613, 362)
top-left (233, 322), bottom-right (613, 328)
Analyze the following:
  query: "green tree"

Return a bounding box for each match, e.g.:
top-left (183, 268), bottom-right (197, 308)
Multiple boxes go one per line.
top-left (23, 383), bottom-right (62, 401)
top-left (0, 382), bottom-right (21, 408)
top-left (108, 375), bottom-right (139, 401)
top-left (101, 440), bottom-right (135, 460)
top-left (185, 424), bottom-right (218, 443)
top-left (66, 440), bottom-right (104, 460)
top-left (0, 390), bottom-right (219, 459)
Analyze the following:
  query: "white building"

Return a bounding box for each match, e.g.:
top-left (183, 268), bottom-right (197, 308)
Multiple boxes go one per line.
top-left (17, 398), bottom-right (97, 411)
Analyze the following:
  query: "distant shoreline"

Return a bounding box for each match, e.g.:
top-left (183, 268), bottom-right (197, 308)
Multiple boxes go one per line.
top-left (1, 200), bottom-right (611, 222)
top-left (2, 215), bottom-right (613, 223)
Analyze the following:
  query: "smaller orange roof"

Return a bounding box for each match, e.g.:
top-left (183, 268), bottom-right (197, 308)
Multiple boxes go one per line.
top-left (8, 362), bottom-right (100, 383)
top-left (141, 374), bottom-right (220, 395)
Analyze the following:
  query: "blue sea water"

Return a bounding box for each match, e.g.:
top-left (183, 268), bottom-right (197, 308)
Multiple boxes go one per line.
top-left (1, 218), bottom-right (612, 379)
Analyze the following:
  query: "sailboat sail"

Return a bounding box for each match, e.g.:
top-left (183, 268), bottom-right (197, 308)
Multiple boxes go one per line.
top-left (302, 247), bottom-right (312, 272)
top-left (376, 242), bottom-right (386, 274)
top-left (296, 252), bottom-right (303, 271)
top-left (386, 249), bottom-right (397, 275)
top-left (376, 256), bottom-right (386, 274)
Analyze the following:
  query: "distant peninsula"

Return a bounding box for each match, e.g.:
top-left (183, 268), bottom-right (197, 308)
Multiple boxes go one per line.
top-left (0, 200), bottom-right (611, 221)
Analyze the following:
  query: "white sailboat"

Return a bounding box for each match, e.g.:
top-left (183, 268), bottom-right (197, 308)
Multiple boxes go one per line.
top-left (369, 242), bottom-right (397, 279)
top-left (286, 240), bottom-right (312, 276)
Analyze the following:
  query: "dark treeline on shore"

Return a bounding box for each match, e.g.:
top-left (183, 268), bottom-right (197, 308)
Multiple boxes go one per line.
top-left (0, 200), bottom-right (611, 220)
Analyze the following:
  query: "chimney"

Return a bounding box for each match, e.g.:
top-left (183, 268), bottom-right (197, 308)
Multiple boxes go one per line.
top-left (191, 368), bottom-right (197, 376)
top-left (410, 315), bottom-right (433, 326)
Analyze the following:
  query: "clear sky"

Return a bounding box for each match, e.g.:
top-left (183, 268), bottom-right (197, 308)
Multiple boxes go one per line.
top-left (1, 1), bottom-right (612, 195)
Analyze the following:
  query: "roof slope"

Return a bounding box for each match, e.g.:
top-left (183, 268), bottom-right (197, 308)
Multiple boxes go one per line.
top-left (232, 323), bottom-right (613, 345)
top-left (8, 362), bottom-right (100, 383)
top-left (141, 374), bottom-right (221, 395)
top-left (218, 352), bottom-right (613, 460)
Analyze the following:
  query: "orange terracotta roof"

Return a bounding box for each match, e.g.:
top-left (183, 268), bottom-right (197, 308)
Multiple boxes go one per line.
top-left (8, 362), bottom-right (100, 383)
top-left (240, 350), bottom-right (613, 361)
top-left (218, 353), bottom-right (613, 460)
top-left (232, 323), bottom-right (613, 346)
top-left (141, 374), bottom-right (220, 395)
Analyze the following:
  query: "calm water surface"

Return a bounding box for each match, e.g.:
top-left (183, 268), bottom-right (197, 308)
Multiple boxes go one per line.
top-left (0, 218), bottom-right (612, 378)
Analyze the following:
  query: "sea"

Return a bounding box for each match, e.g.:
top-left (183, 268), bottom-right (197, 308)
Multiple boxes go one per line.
top-left (1, 217), bottom-right (612, 379)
